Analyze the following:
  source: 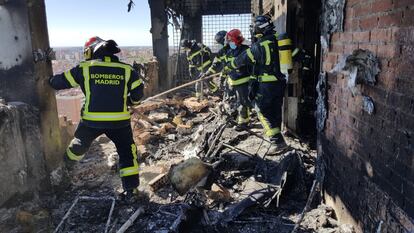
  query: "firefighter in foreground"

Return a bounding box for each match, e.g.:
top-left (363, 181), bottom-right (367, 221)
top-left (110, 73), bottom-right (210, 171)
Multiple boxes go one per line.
top-left (204, 29), bottom-right (252, 130)
top-left (48, 37), bottom-right (144, 199)
top-left (227, 15), bottom-right (293, 153)
top-left (180, 39), bottom-right (218, 98)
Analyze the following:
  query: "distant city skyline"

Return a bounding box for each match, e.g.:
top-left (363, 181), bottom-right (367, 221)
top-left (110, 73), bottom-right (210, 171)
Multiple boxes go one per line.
top-left (45, 0), bottom-right (153, 47)
top-left (52, 46), bottom-right (154, 75)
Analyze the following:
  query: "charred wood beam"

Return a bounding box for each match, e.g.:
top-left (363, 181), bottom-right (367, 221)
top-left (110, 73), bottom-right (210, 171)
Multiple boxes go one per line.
top-left (200, 117), bottom-right (221, 151)
top-left (209, 142), bottom-right (224, 159)
top-left (205, 123), bottom-right (227, 158)
top-left (207, 120), bottom-right (223, 145)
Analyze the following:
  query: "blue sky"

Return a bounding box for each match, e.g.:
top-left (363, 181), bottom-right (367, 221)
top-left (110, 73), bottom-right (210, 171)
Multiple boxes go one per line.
top-left (45, 0), bottom-right (152, 47)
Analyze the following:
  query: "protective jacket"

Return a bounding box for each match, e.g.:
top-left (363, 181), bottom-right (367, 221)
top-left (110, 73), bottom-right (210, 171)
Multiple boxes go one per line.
top-left (186, 42), bottom-right (212, 77)
top-left (49, 55), bottom-right (144, 129)
top-left (206, 44), bottom-right (230, 75)
top-left (230, 33), bottom-right (287, 82)
top-left (225, 44), bottom-right (252, 86)
top-left (229, 33), bottom-right (291, 138)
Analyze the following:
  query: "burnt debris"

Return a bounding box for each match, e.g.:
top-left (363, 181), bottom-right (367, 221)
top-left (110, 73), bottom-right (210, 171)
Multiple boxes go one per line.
top-left (1, 94), bottom-right (354, 233)
top-left (362, 96), bottom-right (375, 115)
top-left (316, 72), bottom-right (328, 133)
top-left (332, 49), bottom-right (380, 96)
top-left (321, 0), bottom-right (346, 48)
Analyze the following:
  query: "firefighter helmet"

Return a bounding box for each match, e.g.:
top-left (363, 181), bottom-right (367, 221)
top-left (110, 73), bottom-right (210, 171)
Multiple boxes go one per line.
top-left (180, 39), bottom-right (192, 49)
top-left (226, 29), bottom-right (244, 46)
top-left (84, 36), bottom-right (105, 60)
top-left (103, 39), bottom-right (121, 55)
top-left (83, 36), bottom-right (120, 60)
top-left (252, 15), bottom-right (274, 37)
top-left (214, 30), bottom-right (227, 45)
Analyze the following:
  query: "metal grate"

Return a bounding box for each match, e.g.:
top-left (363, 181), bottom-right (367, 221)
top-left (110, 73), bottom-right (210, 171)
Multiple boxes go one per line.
top-left (169, 14), bottom-right (191, 85)
top-left (168, 13), bottom-right (253, 86)
top-left (202, 14), bottom-right (252, 53)
top-left (166, 0), bottom-right (252, 17)
top-left (170, 18), bottom-right (184, 55)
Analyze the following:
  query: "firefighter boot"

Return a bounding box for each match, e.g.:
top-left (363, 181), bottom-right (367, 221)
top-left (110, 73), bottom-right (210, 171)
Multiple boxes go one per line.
top-left (118, 186), bottom-right (144, 205)
top-left (119, 174), bottom-right (140, 204)
top-left (63, 152), bottom-right (78, 172)
top-left (267, 134), bottom-right (288, 155)
top-left (234, 123), bottom-right (248, 132)
top-left (119, 189), bottom-right (137, 204)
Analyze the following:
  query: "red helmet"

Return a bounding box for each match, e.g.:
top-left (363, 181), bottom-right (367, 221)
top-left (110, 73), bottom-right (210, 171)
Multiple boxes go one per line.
top-left (83, 36), bottom-right (120, 60)
top-left (226, 29), bottom-right (244, 46)
top-left (83, 36), bottom-right (105, 60)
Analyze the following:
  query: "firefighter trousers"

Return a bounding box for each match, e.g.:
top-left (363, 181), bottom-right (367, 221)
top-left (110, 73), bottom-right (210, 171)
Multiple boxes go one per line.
top-left (254, 81), bottom-right (286, 138)
top-left (232, 83), bottom-right (251, 125)
top-left (66, 122), bottom-right (139, 190)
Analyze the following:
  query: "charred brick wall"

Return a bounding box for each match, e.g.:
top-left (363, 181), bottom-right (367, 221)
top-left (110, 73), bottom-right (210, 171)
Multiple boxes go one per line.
top-left (321, 0), bottom-right (414, 232)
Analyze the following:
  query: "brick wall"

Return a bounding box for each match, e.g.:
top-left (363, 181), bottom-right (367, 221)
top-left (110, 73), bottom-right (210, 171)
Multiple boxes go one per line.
top-left (56, 94), bottom-right (84, 125)
top-left (321, 0), bottom-right (414, 232)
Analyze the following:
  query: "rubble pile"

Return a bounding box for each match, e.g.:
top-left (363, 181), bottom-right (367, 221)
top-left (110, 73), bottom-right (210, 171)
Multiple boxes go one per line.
top-left (0, 94), bottom-right (355, 233)
top-left (299, 205), bottom-right (355, 233)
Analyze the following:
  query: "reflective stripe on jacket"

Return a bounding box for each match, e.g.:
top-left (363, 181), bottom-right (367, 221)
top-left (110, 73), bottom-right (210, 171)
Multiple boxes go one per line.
top-left (186, 42), bottom-right (212, 77)
top-left (232, 33), bottom-right (288, 82)
top-left (225, 44), bottom-right (251, 86)
top-left (48, 55), bottom-right (144, 128)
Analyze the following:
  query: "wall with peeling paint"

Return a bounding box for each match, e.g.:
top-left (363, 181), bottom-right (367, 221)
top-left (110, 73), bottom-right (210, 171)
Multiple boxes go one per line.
top-left (0, 0), bottom-right (64, 207)
top-left (320, 0), bottom-right (414, 232)
top-left (0, 5), bottom-right (31, 70)
top-left (0, 1), bottom-right (38, 105)
top-left (0, 103), bottom-right (48, 207)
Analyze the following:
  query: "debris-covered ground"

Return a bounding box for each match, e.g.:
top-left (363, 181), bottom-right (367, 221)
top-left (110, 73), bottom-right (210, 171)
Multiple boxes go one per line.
top-left (0, 93), bottom-right (355, 233)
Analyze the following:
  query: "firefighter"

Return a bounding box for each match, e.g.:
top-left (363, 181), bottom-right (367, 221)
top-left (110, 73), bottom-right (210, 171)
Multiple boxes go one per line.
top-left (204, 31), bottom-right (230, 92)
top-left (227, 15), bottom-right (293, 153)
top-left (202, 30), bottom-right (251, 129)
top-left (223, 29), bottom-right (252, 130)
top-left (180, 39), bottom-right (217, 98)
top-left (48, 36), bottom-right (144, 199)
